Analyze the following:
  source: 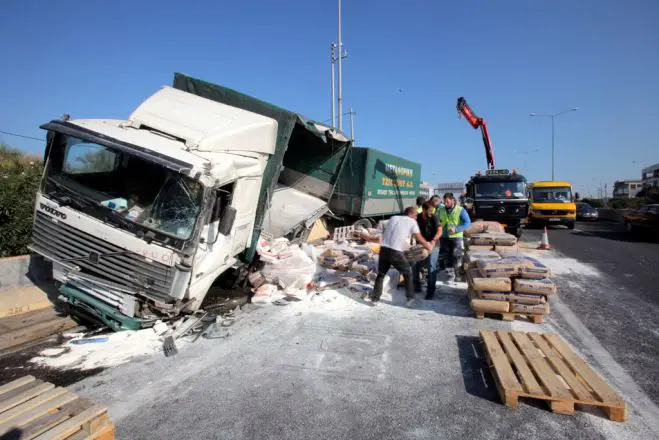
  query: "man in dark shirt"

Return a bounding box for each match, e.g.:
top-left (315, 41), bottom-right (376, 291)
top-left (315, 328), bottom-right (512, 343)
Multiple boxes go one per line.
top-left (413, 202), bottom-right (443, 299)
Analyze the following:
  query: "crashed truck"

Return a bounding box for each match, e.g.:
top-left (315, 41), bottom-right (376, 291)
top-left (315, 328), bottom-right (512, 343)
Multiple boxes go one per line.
top-left (31, 74), bottom-right (420, 330)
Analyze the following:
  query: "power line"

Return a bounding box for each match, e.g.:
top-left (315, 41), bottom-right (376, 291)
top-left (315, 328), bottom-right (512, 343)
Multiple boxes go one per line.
top-left (0, 130), bottom-right (45, 142)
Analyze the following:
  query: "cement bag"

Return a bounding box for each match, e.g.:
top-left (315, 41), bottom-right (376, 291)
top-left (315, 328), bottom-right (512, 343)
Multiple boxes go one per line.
top-left (469, 233), bottom-right (497, 246)
top-left (470, 298), bottom-right (510, 313)
top-left (513, 278), bottom-right (556, 296)
top-left (509, 292), bottom-right (546, 305)
top-left (495, 243), bottom-right (520, 253)
top-left (489, 232), bottom-right (517, 246)
top-left (468, 269), bottom-right (512, 292)
top-left (262, 248), bottom-right (317, 289)
top-left (467, 244), bottom-right (495, 252)
top-left (511, 302), bottom-right (549, 315)
top-left (464, 221), bottom-right (486, 237)
top-left (518, 256), bottom-right (552, 279)
top-left (478, 291), bottom-right (511, 301)
top-left (465, 251), bottom-right (501, 268)
top-left (482, 221), bottom-right (505, 233)
top-left (404, 244), bottom-right (429, 263)
top-left (477, 256), bottom-right (532, 278)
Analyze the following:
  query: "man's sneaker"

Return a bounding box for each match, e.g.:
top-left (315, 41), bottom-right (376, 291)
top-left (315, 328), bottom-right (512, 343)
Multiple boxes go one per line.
top-left (446, 268), bottom-right (456, 283)
top-left (406, 298), bottom-right (416, 308)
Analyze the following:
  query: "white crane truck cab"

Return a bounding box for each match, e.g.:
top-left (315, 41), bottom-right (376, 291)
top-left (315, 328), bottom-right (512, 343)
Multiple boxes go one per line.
top-left (32, 84), bottom-right (350, 330)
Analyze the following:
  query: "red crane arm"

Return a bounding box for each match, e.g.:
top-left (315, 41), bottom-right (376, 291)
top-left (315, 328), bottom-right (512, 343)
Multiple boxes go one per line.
top-left (456, 97), bottom-right (496, 170)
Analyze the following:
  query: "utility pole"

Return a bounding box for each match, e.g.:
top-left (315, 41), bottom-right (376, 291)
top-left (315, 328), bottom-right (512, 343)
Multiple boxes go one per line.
top-left (337, 0), bottom-right (344, 131)
top-left (330, 43), bottom-right (336, 128)
top-left (349, 107), bottom-right (355, 142)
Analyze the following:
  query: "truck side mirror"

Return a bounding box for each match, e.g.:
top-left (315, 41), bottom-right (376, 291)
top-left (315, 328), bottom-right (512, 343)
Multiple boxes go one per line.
top-left (464, 198), bottom-right (474, 210)
top-left (218, 206), bottom-right (237, 236)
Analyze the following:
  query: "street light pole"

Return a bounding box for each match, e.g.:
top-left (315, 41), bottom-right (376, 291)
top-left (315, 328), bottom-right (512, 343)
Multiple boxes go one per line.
top-left (529, 106), bottom-right (579, 181)
top-left (337, 0), bottom-right (343, 131)
top-left (330, 43), bottom-right (336, 128)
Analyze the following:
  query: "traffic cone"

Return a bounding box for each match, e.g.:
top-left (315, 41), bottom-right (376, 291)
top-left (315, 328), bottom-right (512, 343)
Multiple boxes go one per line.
top-left (537, 227), bottom-right (552, 250)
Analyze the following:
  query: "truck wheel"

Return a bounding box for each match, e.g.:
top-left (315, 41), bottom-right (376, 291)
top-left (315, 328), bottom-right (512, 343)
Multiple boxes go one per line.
top-left (509, 227), bottom-right (523, 238)
top-left (567, 222), bottom-right (575, 230)
top-left (353, 218), bottom-right (373, 230)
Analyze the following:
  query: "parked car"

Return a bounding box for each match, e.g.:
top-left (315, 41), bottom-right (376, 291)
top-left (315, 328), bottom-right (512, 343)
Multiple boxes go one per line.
top-left (576, 202), bottom-right (599, 221)
top-left (623, 204), bottom-right (659, 234)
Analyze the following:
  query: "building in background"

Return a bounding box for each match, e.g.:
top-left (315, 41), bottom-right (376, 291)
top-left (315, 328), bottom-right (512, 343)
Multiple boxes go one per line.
top-left (435, 182), bottom-right (465, 198)
top-left (419, 181), bottom-right (434, 198)
top-left (642, 163), bottom-right (659, 188)
top-left (613, 179), bottom-right (643, 198)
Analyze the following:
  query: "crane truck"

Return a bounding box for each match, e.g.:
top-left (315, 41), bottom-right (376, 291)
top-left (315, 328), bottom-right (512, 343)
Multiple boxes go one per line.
top-left (456, 97), bottom-right (528, 238)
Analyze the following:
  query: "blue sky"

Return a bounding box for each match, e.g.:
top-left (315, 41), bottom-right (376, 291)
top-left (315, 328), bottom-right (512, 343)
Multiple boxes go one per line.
top-left (1, 0), bottom-right (657, 197)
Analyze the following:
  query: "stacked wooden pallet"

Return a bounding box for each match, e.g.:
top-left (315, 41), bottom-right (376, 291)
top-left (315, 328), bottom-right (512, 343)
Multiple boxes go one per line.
top-left (480, 330), bottom-right (627, 421)
top-left (466, 250), bottom-right (554, 323)
top-left (0, 375), bottom-right (114, 439)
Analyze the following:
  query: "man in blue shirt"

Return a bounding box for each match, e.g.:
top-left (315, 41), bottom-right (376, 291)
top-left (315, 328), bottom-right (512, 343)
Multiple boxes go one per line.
top-left (437, 193), bottom-right (471, 283)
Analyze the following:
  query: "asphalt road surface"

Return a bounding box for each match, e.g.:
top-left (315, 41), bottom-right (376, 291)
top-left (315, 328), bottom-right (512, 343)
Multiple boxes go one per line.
top-left (62, 230), bottom-right (659, 440)
top-left (524, 220), bottom-right (659, 408)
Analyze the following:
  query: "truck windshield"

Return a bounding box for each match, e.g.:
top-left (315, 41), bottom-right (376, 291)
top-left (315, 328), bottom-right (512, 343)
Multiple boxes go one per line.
top-left (44, 135), bottom-right (203, 240)
top-left (475, 181), bottom-right (526, 199)
top-left (532, 187), bottom-right (573, 203)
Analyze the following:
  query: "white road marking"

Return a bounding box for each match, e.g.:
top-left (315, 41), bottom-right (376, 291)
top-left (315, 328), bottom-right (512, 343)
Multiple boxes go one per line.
top-left (549, 291), bottom-right (659, 436)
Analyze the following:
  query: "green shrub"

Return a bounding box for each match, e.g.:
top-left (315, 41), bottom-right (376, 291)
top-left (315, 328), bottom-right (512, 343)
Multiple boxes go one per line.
top-left (0, 144), bottom-right (43, 257)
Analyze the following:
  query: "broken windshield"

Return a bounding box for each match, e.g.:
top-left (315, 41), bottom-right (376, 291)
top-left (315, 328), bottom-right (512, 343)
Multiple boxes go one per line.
top-left (44, 135), bottom-right (203, 241)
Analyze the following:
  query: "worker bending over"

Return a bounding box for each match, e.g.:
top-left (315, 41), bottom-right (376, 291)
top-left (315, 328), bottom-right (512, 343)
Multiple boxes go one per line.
top-left (438, 193), bottom-right (471, 283)
top-left (370, 207), bottom-right (433, 307)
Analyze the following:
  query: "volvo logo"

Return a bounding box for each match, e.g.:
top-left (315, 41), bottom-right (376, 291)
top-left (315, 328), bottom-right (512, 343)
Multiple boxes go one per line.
top-left (40, 203), bottom-right (67, 219)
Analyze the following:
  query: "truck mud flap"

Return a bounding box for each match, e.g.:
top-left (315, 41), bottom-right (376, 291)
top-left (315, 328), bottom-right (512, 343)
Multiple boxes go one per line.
top-left (59, 284), bottom-right (146, 332)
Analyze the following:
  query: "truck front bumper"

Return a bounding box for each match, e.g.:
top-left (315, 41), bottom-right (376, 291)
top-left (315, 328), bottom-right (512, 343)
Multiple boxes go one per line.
top-left (59, 284), bottom-right (149, 331)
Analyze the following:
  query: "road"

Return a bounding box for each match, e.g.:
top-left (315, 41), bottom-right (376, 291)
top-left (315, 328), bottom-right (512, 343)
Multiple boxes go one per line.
top-left (523, 221), bottom-right (659, 407)
top-left (58, 223), bottom-right (659, 440)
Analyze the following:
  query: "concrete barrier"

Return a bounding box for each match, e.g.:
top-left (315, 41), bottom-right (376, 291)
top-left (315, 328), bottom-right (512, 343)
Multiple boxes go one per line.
top-left (0, 254), bottom-right (52, 292)
top-left (597, 209), bottom-right (630, 223)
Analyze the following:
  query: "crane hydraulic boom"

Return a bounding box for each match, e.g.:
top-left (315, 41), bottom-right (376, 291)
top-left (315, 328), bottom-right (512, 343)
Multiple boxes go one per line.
top-left (456, 97), bottom-right (495, 170)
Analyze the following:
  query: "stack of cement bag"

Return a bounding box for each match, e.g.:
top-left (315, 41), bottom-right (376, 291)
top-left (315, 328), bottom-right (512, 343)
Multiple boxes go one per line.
top-left (464, 220), bottom-right (519, 252)
top-left (466, 250), bottom-right (555, 319)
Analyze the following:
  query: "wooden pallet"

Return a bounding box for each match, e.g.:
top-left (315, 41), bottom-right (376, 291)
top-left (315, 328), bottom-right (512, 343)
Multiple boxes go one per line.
top-left (0, 375), bottom-right (114, 439)
top-left (480, 330), bottom-right (627, 422)
top-left (474, 311), bottom-right (545, 324)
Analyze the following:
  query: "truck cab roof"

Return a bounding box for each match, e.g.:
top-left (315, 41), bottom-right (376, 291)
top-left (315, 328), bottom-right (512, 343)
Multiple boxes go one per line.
top-left (469, 174), bottom-right (527, 183)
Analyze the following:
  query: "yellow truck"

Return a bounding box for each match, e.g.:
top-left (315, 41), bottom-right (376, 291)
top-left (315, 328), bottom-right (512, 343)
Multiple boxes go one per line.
top-left (527, 181), bottom-right (577, 229)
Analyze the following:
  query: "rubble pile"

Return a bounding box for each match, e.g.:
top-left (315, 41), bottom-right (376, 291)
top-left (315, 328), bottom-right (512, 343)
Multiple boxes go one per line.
top-left (251, 224), bottom-right (390, 303)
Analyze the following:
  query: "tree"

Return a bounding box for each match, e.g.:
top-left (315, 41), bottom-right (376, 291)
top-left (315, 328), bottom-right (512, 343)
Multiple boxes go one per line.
top-left (0, 144), bottom-right (44, 256)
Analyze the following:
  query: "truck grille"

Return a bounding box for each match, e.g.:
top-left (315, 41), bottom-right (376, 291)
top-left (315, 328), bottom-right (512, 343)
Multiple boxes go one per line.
top-left (538, 210), bottom-right (569, 216)
top-left (31, 212), bottom-right (174, 301)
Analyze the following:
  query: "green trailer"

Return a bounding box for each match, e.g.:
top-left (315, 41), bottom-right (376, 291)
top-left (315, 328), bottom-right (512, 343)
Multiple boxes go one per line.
top-left (329, 147), bottom-right (421, 225)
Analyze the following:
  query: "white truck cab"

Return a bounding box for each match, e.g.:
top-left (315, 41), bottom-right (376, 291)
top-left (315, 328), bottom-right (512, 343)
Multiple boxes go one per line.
top-left (33, 83), bottom-right (350, 330)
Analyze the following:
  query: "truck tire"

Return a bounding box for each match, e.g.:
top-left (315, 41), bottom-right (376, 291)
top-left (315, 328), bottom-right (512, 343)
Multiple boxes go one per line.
top-left (509, 227), bottom-right (523, 239)
top-left (353, 218), bottom-right (373, 230)
top-left (567, 221), bottom-right (575, 230)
